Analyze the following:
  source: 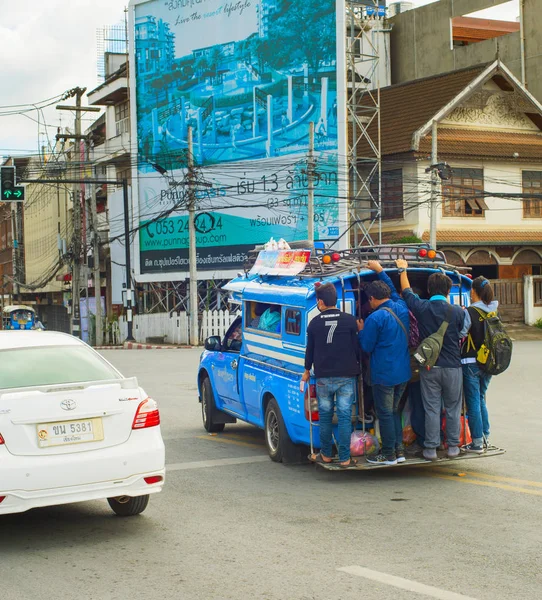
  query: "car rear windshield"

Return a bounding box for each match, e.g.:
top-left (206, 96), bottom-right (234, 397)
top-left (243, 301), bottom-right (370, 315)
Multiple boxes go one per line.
top-left (0, 345), bottom-right (121, 390)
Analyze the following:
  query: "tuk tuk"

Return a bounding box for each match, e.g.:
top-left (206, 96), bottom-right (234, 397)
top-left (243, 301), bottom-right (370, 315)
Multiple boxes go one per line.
top-left (197, 243), bottom-right (505, 470)
top-left (2, 305), bottom-right (37, 331)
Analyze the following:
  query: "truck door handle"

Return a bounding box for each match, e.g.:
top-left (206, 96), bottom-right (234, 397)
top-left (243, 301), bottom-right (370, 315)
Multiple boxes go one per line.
top-left (231, 359), bottom-right (238, 370)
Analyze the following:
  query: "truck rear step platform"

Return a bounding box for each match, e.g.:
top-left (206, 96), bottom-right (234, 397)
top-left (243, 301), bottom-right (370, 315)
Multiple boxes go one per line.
top-left (315, 447), bottom-right (506, 471)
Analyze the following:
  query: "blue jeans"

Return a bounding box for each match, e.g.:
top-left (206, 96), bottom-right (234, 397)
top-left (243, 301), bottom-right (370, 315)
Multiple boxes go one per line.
top-left (462, 364), bottom-right (491, 445)
top-left (372, 382), bottom-right (408, 457)
top-left (316, 377), bottom-right (355, 462)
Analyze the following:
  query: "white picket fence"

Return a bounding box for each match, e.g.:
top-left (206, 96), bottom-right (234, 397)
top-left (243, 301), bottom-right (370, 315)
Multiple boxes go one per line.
top-left (119, 309), bottom-right (237, 345)
top-left (201, 309), bottom-right (239, 340)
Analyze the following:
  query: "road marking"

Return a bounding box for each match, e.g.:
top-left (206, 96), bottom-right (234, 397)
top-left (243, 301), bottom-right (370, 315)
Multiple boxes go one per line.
top-left (196, 435), bottom-right (264, 449)
top-left (223, 432), bottom-right (265, 445)
top-left (166, 456), bottom-right (269, 471)
top-left (338, 566), bottom-right (479, 600)
top-left (432, 473), bottom-right (542, 497)
top-left (437, 468), bottom-right (542, 488)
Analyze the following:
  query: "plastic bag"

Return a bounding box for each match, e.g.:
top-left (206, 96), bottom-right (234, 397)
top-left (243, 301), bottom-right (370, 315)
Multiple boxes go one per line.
top-left (350, 431), bottom-right (380, 457)
top-left (441, 415), bottom-right (472, 448)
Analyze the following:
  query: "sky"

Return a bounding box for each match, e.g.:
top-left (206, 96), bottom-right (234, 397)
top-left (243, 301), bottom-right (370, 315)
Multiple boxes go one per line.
top-left (0, 0), bottom-right (519, 159)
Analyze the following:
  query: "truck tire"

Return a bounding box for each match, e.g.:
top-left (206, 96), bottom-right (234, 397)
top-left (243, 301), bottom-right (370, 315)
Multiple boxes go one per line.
top-left (107, 494), bottom-right (149, 517)
top-left (264, 397), bottom-right (305, 463)
top-left (201, 376), bottom-right (226, 433)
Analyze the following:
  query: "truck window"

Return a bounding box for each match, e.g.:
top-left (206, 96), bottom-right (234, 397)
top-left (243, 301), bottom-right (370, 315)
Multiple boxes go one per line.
top-left (285, 309), bottom-right (301, 335)
top-left (245, 301), bottom-right (281, 334)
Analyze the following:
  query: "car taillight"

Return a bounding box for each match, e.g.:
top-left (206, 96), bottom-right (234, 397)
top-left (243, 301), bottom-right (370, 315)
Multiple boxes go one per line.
top-left (144, 475), bottom-right (163, 485)
top-left (0, 433), bottom-right (4, 445)
top-left (418, 248), bottom-right (428, 258)
top-left (0, 497), bottom-right (5, 504)
top-left (304, 384), bottom-right (319, 422)
top-left (132, 398), bottom-right (160, 430)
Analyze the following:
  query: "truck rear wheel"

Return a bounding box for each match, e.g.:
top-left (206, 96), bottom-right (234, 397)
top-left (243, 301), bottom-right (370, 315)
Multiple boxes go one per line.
top-left (264, 398), bottom-right (306, 463)
top-left (201, 376), bottom-right (226, 433)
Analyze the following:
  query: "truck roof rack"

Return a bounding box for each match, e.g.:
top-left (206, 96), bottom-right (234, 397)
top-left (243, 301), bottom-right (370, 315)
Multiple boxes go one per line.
top-left (244, 244), bottom-right (470, 279)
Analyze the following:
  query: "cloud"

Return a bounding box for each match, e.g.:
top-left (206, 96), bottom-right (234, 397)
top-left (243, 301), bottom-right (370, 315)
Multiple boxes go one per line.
top-left (0, 0), bottom-right (127, 155)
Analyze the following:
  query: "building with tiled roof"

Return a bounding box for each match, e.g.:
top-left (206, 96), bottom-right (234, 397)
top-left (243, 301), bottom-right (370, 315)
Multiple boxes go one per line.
top-left (357, 60), bottom-right (542, 296)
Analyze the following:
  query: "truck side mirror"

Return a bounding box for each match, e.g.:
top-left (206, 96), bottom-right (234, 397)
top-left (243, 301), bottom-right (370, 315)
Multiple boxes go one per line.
top-left (204, 336), bottom-right (221, 351)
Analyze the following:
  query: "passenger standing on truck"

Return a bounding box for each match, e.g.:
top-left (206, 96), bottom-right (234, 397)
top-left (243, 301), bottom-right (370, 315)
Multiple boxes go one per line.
top-left (303, 283), bottom-right (361, 468)
top-left (461, 277), bottom-right (498, 453)
top-left (358, 261), bottom-right (411, 465)
top-left (396, 259), bottom-right (471, 461)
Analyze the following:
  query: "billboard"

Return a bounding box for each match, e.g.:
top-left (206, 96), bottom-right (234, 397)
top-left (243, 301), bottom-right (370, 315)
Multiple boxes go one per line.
top-left (130, 0), bottom-right (347, 280)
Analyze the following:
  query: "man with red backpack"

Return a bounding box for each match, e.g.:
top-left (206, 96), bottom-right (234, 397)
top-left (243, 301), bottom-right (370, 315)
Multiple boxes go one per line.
top-left (358, 261), bottom-right (411, 465)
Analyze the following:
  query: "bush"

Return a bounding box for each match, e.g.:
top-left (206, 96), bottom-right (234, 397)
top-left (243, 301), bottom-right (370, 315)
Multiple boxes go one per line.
top-left (391, 235), bottom-right (423, 244)
top-left (534, 318), bottom-right (542, 329)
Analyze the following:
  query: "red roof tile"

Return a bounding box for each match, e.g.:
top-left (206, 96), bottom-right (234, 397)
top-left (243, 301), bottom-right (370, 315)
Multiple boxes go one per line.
top-left (418, 128), bottom-right (542, 161)
top-left (421, 230), bottom-right (542, 245)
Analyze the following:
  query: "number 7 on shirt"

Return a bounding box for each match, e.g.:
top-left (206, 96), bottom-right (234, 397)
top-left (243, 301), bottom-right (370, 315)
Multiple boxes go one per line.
top-left (325, 320), bottom-right (338, 344)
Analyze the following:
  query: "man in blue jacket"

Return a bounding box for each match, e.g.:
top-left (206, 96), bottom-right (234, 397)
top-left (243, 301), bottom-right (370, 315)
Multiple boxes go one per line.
top-left (358, 261), bottom-right (411, 465)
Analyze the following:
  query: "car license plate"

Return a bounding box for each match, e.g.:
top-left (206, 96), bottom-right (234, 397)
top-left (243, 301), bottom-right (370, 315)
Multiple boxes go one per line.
top-left (37, 418), bottom-right (104, 448)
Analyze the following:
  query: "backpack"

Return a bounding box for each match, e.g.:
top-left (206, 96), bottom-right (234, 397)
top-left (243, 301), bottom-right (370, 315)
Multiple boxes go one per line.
top-left (413, 305), bottom-right (453, 370)
top-left (470, 308), bottom-right (513, 376)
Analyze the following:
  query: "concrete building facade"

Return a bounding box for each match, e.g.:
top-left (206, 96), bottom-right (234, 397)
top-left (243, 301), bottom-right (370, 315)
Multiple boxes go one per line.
top-left (389, 0), bottom-right (542, 103)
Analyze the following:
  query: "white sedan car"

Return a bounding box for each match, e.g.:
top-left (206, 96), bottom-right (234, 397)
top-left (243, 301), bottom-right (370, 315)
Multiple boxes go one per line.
top-left (0, 331), bottom-right (165, 517)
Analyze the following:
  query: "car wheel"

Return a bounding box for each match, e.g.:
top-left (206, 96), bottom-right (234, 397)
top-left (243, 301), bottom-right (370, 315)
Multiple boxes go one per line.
top-left (107, 494), bottom-right (149, 517)
top-left (201, 377), bottom-right (226, 433)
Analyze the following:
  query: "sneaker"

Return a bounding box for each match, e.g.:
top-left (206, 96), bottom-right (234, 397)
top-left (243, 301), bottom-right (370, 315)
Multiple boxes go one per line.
top-left (422, 448), bottom-right (438, 461)
top-left (367, 453), bottom-right (398, 466)
top-left (447, 446), bottom-right (460, 458)
top-left (396, 450), bottom-right (406, 464)
top-left (463, 443), bottom-right (484, 454)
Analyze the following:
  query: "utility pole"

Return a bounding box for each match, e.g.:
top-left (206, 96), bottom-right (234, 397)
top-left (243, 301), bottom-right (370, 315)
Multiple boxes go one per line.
top-left (57, 88), bottom-right (99, 338)
top-left (19, 174), bottom-right (133, 342)
top-left (122, 178), bottom-right (135, 341)
top-left (187, 126), bottom-right (199, 346)
top-left (90, 184), bottom-right (103, 346)
top-left (307, 121), bottom-right (315, 244)
top-left (429, 120), bottom-right (438, 250)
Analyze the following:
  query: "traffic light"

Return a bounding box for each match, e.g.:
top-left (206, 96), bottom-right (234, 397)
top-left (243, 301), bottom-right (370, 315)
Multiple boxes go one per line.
top-left (1, 166), bottom-right (24, 201)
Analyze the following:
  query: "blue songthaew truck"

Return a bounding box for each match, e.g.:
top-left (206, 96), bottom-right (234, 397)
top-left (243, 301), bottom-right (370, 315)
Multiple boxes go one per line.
top-left (197, 243), bottom-right (505, 470)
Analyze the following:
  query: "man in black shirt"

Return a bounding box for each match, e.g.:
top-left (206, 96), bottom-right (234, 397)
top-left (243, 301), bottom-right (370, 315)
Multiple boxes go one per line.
top-left (302, 283), bottom-right (360, 467)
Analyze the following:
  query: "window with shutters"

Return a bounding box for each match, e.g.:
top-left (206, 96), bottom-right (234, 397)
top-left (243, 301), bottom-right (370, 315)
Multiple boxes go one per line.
top-left (442, 168), bottom-right (486, 217)
top-left (522, 171), bottom-right (542, 218)
top-left (370, 169), bottom-right (404, 220)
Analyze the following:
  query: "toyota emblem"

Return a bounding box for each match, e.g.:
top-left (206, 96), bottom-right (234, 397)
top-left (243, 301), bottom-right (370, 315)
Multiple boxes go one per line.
top-left (60, 399), bottom-right (77, 411)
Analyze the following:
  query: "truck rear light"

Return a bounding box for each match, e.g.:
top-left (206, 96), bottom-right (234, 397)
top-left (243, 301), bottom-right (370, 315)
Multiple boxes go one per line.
top-left (304, 384), bottom-right (319, 422)
top-left (132, 398), bottom-right (161, 430)
top-left (418, 248), bottom-right (428, 258)
top-left (144, 475), bottom-right (163, 485)
top-left (0, 433), bottom-right (4, 445)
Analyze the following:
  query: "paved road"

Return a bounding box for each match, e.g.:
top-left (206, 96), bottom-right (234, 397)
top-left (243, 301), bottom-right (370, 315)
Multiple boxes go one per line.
top-left (1, 343), bottom-right (541, 600)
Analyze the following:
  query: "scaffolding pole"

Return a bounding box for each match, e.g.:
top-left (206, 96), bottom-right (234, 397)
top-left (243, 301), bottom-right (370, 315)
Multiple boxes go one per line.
top-left (345, 1), bottom-right (382, 247)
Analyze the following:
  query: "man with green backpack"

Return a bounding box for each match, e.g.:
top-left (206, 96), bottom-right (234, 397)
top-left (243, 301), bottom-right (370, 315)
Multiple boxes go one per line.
top-left (395, 259), bottom-right (471, 461)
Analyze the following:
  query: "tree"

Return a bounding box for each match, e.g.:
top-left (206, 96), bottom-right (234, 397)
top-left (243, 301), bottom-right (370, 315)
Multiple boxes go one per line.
top-left (265, 0), bottom-right (335, 76)
top-left (194, 54), bottom-right (210, 80)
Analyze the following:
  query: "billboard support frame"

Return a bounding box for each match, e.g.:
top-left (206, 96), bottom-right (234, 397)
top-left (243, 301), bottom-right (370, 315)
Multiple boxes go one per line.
top-left (345, 1), bottom-right (382, 247)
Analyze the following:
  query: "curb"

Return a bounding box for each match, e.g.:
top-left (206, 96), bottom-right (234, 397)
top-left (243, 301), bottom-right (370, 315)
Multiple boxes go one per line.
top-left (93, 343), bottom-right (197, 350)
top-left (93, 346), bottom-right (124, 350)
top-left (123, 342), bottom-right (195, 350)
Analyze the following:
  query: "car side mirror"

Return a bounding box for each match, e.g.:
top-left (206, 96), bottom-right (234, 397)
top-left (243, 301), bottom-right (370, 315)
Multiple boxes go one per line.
top-left (204, 336), bottom-right (221, 351)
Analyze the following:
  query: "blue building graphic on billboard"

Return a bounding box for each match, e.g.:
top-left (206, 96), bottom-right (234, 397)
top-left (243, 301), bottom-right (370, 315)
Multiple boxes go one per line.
top-left (132, 0), bottom-right (346, 275)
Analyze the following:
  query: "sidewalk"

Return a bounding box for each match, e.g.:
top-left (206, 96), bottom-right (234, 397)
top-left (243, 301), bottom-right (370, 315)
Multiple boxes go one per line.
top-left (505, 323), bottom-right (542, 341)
